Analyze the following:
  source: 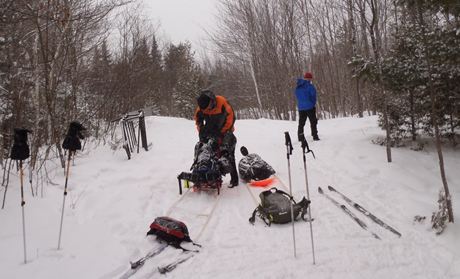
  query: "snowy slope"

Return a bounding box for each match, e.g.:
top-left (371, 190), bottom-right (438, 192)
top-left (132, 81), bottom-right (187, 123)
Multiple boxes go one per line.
top-left (1, 115), bottom-right (460, 279)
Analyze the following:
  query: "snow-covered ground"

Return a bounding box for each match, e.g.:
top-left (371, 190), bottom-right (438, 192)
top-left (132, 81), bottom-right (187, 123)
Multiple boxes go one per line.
top-left (1, 115), bottom-right (460, 279)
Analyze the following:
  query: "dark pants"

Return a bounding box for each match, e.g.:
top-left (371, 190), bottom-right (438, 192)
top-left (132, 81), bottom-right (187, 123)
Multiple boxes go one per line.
top-left (230, 158), bottom-right (238, 184)
top-left (221, 131), bottom-right (238, 184)
top-left (298, 107), bottom-right (318, 140)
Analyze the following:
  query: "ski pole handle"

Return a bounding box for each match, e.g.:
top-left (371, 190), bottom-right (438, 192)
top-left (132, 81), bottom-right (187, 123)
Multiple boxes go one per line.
top-left (301, 138), bottom-right (315, 159)
top-left (20, 160), bottom-right (25, 206)
top-left (284, 132), bottom-right (293, 156)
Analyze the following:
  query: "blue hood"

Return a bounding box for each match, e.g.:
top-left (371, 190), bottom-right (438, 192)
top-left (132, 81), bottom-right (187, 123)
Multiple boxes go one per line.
top-left (297, 78), bottom-right (309, 87)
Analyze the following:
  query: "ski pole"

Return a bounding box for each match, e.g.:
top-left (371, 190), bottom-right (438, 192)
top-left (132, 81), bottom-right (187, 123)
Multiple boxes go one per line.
top-left (29, 160), bottom-right (34, 197)
top-left (10, 127), bottom-right (32, 263)
top-left (58, 121), bottom-right (86, 249)
top-left (58, 150), bottom-right (72, 250)
top-left (20, 160), bottom-right (27, 263)
top-left (284, 131), bottom-right (296, 257)
top-left (301, 137), bottom-right (316, 264)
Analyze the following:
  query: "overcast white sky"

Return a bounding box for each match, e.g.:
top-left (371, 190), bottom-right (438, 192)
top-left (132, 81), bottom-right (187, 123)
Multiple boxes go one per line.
top-left (143, 0), bottom-right (216, 46)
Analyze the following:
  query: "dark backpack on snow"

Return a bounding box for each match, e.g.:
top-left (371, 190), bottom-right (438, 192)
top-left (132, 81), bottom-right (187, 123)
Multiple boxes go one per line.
top-left (249, 188), bottom-right (310, 226)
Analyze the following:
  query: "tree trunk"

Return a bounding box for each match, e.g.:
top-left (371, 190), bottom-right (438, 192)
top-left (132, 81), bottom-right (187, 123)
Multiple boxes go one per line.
top-left (367, 0), bottom-right (392, 162)
top-left (416, 0), bottom-right (453, 223)
top-left (347, 0), bottom-right (363, 117)
top-left (31, 11), bottom-right (41, 171)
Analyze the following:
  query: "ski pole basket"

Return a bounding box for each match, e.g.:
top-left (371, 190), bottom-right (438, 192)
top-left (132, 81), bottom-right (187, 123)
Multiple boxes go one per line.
top-left (111, 110), bottom-right (148, 160)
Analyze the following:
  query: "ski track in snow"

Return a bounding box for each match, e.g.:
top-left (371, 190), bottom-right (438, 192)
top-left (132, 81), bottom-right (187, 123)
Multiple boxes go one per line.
top-left (1, 115), bottom-right (460, 279)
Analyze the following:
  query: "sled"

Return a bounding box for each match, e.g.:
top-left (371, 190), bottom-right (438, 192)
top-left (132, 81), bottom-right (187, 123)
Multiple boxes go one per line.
top-left (249, 175), bottom-right (275, 187)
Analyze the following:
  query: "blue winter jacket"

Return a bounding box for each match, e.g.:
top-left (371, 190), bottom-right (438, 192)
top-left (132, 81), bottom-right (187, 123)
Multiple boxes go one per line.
top-left (295, 78), bottom-right (317, 111)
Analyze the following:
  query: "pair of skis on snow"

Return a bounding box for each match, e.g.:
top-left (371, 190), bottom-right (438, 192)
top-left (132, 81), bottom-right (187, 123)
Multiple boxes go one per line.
top-left (318, 186), bottom-right (401, 239)
top-left (117, 186), bottom-right (222, 278)
top-left (118, 242), bottom-right (196, 279)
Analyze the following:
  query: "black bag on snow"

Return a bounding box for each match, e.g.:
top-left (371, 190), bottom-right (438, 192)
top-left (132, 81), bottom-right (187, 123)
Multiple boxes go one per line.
top-left (62, 121), bottom-right (86, 152)
top-left (147, 216), bottom-right (193, 249)
top-left (238, 146), bottom-right (275, 181)
top-left (10, 127), bottom-right (33, 160)
top-left (249, 188), bottom-right (310, 226)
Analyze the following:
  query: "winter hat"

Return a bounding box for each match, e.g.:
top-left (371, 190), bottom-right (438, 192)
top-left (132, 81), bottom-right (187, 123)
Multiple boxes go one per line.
top-left (304, 72), bottom-right (313, 79)
top-left (240, 146), bottom-right (249, 156)
top-left (197, 93), bottom-right (211, 110)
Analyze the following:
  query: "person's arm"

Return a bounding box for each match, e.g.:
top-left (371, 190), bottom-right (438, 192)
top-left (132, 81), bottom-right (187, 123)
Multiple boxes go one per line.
top-left (220, 101), bottom-right (235, 134)
top-left (310, 86), bottom-right (317, 106)
top-left (195, 106), bottom-right (203, 132)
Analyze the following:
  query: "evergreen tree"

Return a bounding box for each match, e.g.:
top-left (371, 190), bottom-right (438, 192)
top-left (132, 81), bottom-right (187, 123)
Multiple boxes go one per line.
top-left (146, 35), bottom-right (163, 115)
top-left (164, 43), bottom-right (205, 118)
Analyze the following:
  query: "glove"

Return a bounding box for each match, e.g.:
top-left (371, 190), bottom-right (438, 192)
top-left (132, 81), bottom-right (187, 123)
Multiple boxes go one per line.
top-left (199, 125), bottom-right (210, 142)
top-left (209, 138), bottom-right (219, 152)
top-left (199, 125), bottom-right (221, 143)
top-left (62, 121), bottom-right (86, 151)
top-left (217, 157), bottom-right (232, 175)
top-left (220, 150), bottom-right (229, 158)
top-left (10, 127), bottom-right (33, 160)
top-left (220, 130), bottom-right (236, 155)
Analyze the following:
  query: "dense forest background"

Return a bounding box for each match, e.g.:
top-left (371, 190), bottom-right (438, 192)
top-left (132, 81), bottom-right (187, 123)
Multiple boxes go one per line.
top-left (1, 0), bottom-right (459, 214)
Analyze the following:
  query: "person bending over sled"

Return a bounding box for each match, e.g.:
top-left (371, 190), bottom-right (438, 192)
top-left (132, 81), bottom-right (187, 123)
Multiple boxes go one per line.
top-left (238, 146), bottom-right (275, 182)
top-left (195, 89), bottom-right (239, 187)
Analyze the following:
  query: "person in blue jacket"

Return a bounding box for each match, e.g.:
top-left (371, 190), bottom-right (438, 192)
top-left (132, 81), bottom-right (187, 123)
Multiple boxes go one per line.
top-left (295, 72), bottom-right (320, 141)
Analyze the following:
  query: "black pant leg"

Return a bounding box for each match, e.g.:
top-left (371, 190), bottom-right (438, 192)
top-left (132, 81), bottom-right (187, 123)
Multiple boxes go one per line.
top-left (229, 148), bottom-right (239, 184)
top-left (306, 107), bottom-right (318, 137)
top-left (298, 110), bottom-right (308, 140)
top-left (222, 131), bottom-right (238, 184)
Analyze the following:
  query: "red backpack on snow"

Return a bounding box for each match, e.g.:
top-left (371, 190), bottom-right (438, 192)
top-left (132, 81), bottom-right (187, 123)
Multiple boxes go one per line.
top-left (147, 216), bottom-right (197, 250)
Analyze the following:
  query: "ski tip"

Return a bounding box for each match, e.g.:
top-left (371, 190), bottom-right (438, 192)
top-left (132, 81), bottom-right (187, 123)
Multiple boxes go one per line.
top-left (318, 187), bottom-right (323, 194)
top-left (328, 185), bottom-right (335, 191)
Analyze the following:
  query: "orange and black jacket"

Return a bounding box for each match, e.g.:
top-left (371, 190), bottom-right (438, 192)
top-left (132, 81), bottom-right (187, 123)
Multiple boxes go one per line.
top-left (195, 92), bottom-right (235, 136)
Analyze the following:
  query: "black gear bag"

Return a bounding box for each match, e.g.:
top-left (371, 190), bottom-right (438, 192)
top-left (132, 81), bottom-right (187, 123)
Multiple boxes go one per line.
top-left (238, 146), bottom-right (275, 182)
top-left (10, 127), bottom-right (33, 160)
top-left (249, 187), bottom-right (310, 226)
